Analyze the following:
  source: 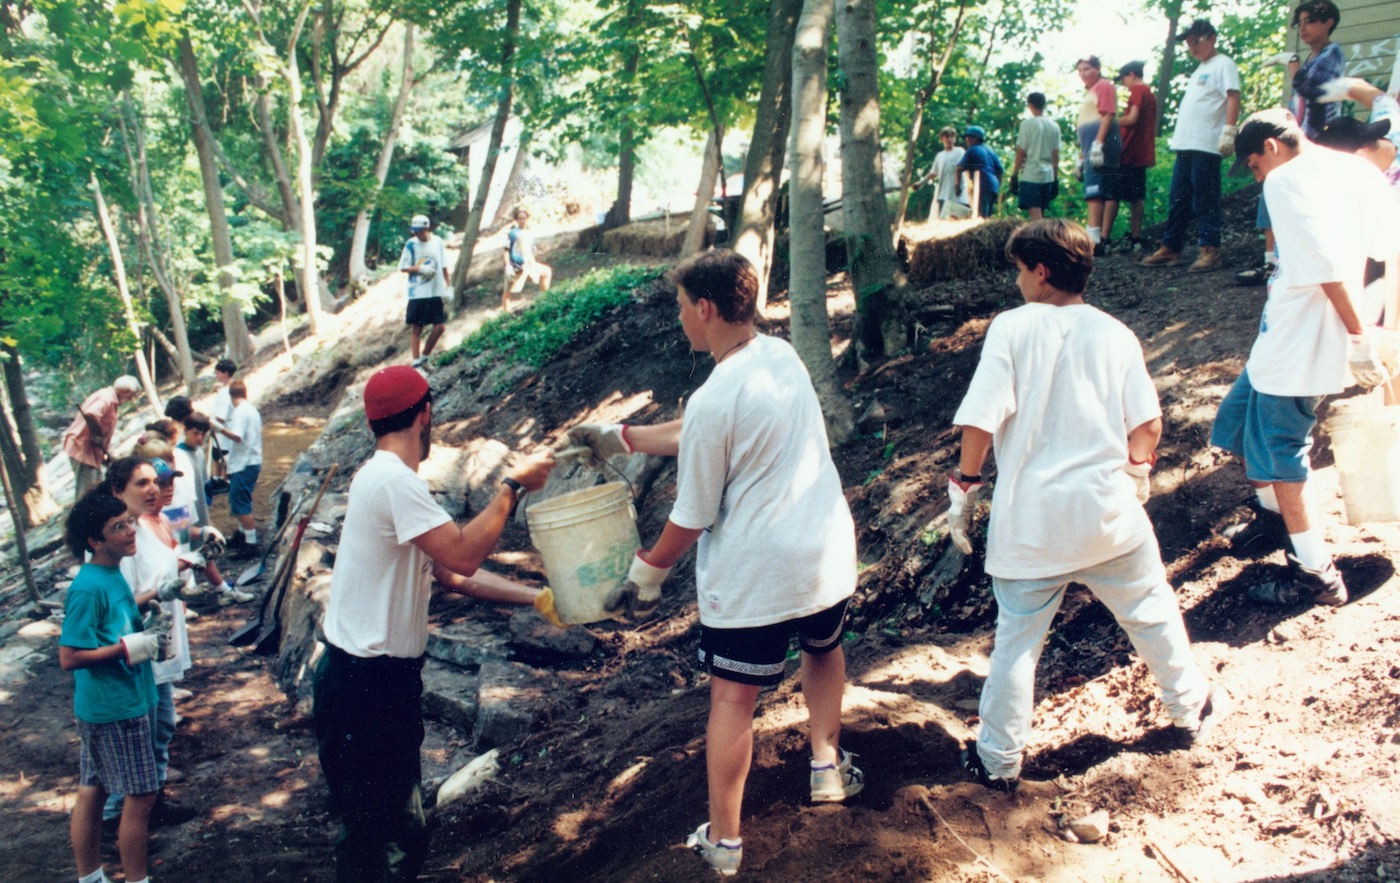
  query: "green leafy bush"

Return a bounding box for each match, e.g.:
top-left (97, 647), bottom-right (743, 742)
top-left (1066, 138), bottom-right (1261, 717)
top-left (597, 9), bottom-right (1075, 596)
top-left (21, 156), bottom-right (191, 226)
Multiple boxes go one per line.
top-left (436, 264), bottom-right (664, 369)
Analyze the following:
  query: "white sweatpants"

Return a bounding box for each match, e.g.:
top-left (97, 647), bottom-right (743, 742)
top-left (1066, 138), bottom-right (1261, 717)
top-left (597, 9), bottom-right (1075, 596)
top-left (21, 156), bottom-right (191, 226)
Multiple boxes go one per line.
top-left (976, 537), bottom-right (1209, 780)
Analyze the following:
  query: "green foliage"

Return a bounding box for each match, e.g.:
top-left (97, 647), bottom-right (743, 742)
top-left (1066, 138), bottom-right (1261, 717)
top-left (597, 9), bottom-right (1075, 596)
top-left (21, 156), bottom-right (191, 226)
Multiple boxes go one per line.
top-left (436, 264), bottom-right (663, 369)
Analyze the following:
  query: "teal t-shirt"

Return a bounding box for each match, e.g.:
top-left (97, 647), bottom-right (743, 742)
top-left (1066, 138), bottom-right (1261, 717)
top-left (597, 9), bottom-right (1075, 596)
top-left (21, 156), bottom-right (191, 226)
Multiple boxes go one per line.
top-left (59, 563), bottom-right (157, 724)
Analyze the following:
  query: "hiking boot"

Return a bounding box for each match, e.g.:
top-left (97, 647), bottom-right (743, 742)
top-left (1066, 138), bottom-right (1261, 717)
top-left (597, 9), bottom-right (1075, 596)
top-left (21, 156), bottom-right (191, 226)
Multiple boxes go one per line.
top-left (1174, 684), bottom-right (1233, 747)
top-left (960, 740), bottom-right (1019, 793)
top-left (810, 748), bottom-right (865, 803)
top-left (1093, 240), bottom-right (1111, 258)
top-left (1234, 263), bottom-right (1274, 286)
top-left (1220, 501), bottom-right (1289, 554)
top-left (205, 477), bottom-right (230, 497)
top-left (149, 795), bottom-right (199, 828)
top-left (218, 586), bottom-right (257, 606)
top-left (1188, 246), bottom-right (1221, 273)
top-left (1248, 554), bottom-right (1348, 607)
top-left (685, 823), bottom-right (742, 877)
top-left (1140, 246), bottom-right (1183, 267)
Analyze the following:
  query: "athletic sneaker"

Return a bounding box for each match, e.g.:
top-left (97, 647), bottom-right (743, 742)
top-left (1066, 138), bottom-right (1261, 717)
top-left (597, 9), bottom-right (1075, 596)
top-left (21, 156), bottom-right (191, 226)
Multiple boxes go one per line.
top-left (685, 822), bottom-right (742, 877)
top-left (810, 748), bottom-right (865, 803)
top-left (960, 740), bottom-right (1019, 793)
top-left (1174, 684), bottom-right (1233, 748)
top-left (218, 586), bottom-right (257, 606)
top-left (1234, 263), bottom-right (1274, 286)
top-left (412, 357), bottom-right (426, 369)
top-left (1220, 500), bottom-right (1289, 554)
top-left (1248, 555), bottom-right (1347, 607)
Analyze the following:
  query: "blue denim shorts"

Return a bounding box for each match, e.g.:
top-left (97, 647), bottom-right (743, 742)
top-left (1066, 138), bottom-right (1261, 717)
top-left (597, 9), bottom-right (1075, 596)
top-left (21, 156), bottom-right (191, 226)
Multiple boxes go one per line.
top-left (1210, 370), bottom-right (1319, 483)
top-left (1018, 181), bottom-right (1054, 210)
top-left (230, 464), bottom-right (261, 516)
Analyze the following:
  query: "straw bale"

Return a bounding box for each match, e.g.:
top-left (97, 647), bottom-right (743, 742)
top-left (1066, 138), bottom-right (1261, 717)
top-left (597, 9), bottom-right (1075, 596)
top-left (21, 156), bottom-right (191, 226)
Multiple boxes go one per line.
top-left (599, 217), bottom-right (715, 258)
top-left (904, 217), bottom-right (1019, 287)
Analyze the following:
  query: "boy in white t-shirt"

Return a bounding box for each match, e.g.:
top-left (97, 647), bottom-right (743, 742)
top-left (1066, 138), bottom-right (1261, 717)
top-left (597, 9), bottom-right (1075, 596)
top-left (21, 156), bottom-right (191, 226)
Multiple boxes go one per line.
top-left (1213, 110), bottom-right (1398, 607)
top-left (948, 219), bottom-right (1224, 792)
top-left (563, 250), bottom-right (863, 877)
top-left (927, 126), bottom-right (970, 219)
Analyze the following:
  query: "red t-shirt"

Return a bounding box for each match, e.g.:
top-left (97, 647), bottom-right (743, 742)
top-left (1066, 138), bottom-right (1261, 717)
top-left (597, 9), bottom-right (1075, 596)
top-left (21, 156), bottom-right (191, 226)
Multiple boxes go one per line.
top-left (1121, 84), bottom-right (1158, 168)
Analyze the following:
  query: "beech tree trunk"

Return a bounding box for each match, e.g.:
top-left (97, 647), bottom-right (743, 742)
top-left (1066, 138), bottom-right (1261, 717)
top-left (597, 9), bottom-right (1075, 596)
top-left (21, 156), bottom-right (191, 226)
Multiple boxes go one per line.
top-left (92, 174), bottom-right (161, 413)
top-left (603, 12), bottom-right (641, 233)
top-left (0, 343), bottom-right (57, 526)
top-left (451, 0), bottom-right (520, 306)
top-left (836, 0), bottom-right (903, 365)
top-left (348, 25), bottom-right (415, 287)
top-left (1155, 0), bottom-right (1184, 135)
top-left (788, 0), bottom-right (852, 443)
top-left (734, 0), bottom-right (800, 313)
top-left (175, 36), bottom-right (253, 365)
top-left (680, 127), bottom-right (722, 259)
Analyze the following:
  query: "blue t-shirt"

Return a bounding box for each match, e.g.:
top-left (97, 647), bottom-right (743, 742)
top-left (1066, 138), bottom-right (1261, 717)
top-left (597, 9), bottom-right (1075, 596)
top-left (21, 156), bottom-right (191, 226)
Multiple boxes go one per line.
top-left (959, 143), bottom-right (1003, 194)
top-left (507, 226), bottom-right (534, 268)
top-left (59, 563), bottom-right (157, 724)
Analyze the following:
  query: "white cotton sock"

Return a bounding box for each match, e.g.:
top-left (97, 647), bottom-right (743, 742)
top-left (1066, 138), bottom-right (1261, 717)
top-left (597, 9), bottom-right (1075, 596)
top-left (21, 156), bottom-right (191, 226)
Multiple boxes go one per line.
top-left (243, 529), bottom-right (258, 543)
top-left (1289, 529), bottom-right (1330, 570)
top-left (216, 581), bottom-right (233, 593)
top-left (1088, 227), bottom-right (1102, 245)
top-left (1263, 249), bottom-right (1278, 267)
top-left (78, 869), bottom-right (108, 883)
top-left (1255, 486), bottom-right (1280, 513)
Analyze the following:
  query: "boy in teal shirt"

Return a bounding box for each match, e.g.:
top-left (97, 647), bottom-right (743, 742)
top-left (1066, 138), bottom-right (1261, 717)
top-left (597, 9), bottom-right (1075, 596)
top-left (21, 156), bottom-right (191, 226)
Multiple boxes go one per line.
top-left (60, 492), bottom-right (165, 883)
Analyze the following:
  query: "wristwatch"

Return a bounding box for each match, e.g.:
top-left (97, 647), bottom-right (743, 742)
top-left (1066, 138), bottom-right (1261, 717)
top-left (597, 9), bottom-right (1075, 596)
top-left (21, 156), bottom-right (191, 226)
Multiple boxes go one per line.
top-left (501, 477), bottom-right (525, 517)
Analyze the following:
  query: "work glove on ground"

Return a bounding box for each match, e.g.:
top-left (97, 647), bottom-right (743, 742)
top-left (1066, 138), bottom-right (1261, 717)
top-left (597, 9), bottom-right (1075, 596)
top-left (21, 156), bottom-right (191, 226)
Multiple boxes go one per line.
top-left (1089, 141), bottom-right (1105, 169)
top-left (1318, 77), bottom-right (1361, 103)
top-left (121, 632), bottom-right (161, 667)
top-left (560, 424), bottom-right (632, 470)
top-left (1264, 51), bottom-right (1298, 66)
top-left (1124, 452), bottom-right (1156, 504)
top-left (200, 525), bottom-right (226, 560)
top-left (155, 579), bottom-right (186, 603)
top-left (1348, 332), bottom-right (1389, 388)
top-left (946, 475), bottom-right (984, 555)
top-left (603, 552), bottom-right (670, 622)
top-left (1218, 124), bottom-right (1238, 158)
top-left (178, 550), bottom-right (207, 571)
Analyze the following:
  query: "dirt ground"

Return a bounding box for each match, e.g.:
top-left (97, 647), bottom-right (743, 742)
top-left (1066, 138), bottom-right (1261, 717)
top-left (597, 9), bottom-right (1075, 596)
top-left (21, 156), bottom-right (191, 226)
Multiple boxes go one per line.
top-left (4, 194), bottom-right (1400, 882)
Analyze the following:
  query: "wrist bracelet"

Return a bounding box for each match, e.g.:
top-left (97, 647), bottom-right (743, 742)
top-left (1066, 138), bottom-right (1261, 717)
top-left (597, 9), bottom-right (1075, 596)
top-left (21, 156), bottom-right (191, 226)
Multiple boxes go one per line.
top-left (501, 477), bottom-right (524, 518)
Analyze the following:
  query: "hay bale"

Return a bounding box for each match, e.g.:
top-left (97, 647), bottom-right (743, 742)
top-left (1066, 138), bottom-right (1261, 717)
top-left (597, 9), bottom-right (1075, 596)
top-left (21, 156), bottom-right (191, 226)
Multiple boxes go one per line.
top-left (600, 216), bottom-right (714, 258)
top-left (905, 217), bottom-right (1019, 287)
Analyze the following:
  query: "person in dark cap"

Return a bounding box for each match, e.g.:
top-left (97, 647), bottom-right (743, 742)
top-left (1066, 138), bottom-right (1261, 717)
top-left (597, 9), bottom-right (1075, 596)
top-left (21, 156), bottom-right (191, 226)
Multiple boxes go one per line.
top-left (1315, 76), bottom-right (1400, 187)
top-left (1105, 61), bottom-right (1158, 253)
top-left (313, 366), bottom-right (555, 881)
top-left (1141, 19), bottom-right (1240, 272)
top-left (1210, 108), bottom-right (1400, 609)
top-left (957, 125), bottom-right (1003, 218)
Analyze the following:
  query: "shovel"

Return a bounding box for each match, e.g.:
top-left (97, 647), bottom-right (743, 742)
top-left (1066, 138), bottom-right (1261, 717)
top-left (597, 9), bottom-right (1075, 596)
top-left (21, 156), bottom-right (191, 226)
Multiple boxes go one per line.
top-left (235, 486), bottom-right (312, 587)
top-left (229, 464), bottom-right (338, 649)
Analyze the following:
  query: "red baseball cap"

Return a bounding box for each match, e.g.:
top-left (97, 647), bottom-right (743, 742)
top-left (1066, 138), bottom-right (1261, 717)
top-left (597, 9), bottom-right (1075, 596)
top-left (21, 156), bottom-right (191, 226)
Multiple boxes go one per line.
top-left (364, 366), bottom-right (430, 421)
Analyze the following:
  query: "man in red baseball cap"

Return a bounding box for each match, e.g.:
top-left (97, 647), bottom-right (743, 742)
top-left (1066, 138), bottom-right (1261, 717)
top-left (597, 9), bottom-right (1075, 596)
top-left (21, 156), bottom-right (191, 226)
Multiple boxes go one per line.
top-left (313, 365), bottom-right (555, 880)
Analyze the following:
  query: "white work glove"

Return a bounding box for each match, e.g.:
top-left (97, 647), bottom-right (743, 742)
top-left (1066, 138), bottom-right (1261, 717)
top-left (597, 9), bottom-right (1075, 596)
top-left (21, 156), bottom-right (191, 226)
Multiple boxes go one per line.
top-left (1318, 77), bottom-right (1361, 103)
top-left (1218, 124), bottom-right (1238, 158)
top-left (155, 578), bottom-right (186, 602)
top-left (603, 552), bottom-right (671, 621)
top-left (1089, 141), bottom-right (1105, 169)
top-left (1264, 51), bottom-right (1298, 67)
top-left (560, 423), bottom-right (633, 470)
top-left (946, 475), bottom-right (984, 555)
top-left (200, 525), bottom-right (226, 560)
top-left (1124, 453), bottom-right (1156, 504)
top-left (121, 632), bottom-right (161, 666)
top-left (178, 550), bottom-right (207, 571)
top-left (1348, 332), bottom-right (1389, 388)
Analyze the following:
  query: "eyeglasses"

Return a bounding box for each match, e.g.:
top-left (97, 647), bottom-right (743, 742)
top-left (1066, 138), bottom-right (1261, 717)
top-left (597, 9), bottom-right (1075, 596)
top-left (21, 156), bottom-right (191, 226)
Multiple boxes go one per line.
top-left (104, 517), bottom-right (138, 536)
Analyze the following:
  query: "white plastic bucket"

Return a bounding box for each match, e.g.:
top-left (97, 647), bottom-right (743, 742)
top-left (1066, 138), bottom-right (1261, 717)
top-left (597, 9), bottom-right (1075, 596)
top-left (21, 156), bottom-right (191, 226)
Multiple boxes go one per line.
top-left (1327, 404), bottom-right (1400, 525)
top-left (526, 482), bottom-right (639, 624)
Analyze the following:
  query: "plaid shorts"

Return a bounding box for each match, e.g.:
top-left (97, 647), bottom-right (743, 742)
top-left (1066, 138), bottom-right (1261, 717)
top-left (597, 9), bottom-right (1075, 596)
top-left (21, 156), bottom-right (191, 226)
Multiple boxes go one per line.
top-left (78, 714), bottom-right (159, 796)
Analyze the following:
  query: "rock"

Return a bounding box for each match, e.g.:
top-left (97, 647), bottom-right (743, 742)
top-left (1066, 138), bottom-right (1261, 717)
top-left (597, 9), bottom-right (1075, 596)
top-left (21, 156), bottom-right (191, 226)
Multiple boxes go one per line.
top-left (1067, 810), bottom-right (1110, 843)
top-left (954, 699), bottom-right (981, 711)
top-left (857, 398), bottom-right (892, 431)
top-left (473, 659), bottom-right (547, 750)
top-left (436, 749), bottom-right (500, 808)
top-left (422, 660), bottom-right (480, 732)
top-left (507, 610), bottom-right (597, 659)
top-left (426, 620), bottom-right (508, 670)
top-left (17, 620), bottom-right (60, 640)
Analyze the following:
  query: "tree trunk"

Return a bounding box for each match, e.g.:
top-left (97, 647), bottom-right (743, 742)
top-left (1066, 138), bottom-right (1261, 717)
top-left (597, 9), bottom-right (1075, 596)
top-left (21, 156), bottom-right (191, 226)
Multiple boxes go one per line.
top-left (735, 0), bottom-right (800, 313)
top-left (0, 343), bottom-right (58, 525)
top-left (1155, 0), bottom-right (1184, 136)
top-left (284, 15), bottom-right (330, 330)
top-left (349, 26), bottom-right (415, 287)
top-left (836, 0), bottom-right (903, 365)
top-left (788, 0), bottom-right (852, 443)
top-left (175, 36), bottom-right (253, 365)
top-left (0, 422), bottom-right (40, 603)
top-left (451, 0), bottom-right (520, 307)
top-left (680, 127), bottom-right (722, 259)
top-left (91, 174), bottom-right (161, 413)
top-left (892, 0), bottom-right (971, 230)
top-left (603, 18), bottom-right (641, 233)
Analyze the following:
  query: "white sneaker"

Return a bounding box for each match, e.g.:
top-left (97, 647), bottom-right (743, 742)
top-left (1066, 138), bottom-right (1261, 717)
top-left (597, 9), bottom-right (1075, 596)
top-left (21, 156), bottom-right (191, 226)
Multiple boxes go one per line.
top-left (218, 587), bottom-right (257, 606)
top-left (411, 357), bottom-right (426, 369)
top-left (685, 822), bottom-right (741, 877)
top-left (810, 748), bottom-right (865, 803)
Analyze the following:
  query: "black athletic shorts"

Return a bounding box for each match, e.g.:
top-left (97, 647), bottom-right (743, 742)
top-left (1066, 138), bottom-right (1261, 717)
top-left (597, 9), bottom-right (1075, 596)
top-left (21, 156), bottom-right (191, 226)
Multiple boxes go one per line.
top-left (405, 297), bottom-right (445, 327)
top-left (1116, 165), bottom-right (1148, 202)
top-left (697, 598), bottom-right (850, 687)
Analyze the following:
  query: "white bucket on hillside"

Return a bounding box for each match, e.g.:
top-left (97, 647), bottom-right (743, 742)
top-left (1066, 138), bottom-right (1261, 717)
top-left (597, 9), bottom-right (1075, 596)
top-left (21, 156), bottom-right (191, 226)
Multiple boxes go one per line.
top-left (526, 482), bottom-right (639, 624)
top-left (1327, 403), bottom-right (1400, 525)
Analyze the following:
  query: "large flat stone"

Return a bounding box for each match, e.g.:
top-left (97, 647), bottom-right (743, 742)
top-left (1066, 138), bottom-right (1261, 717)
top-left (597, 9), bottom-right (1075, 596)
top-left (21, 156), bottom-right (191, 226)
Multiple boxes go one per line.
top-left (425, 619), bottom-right (507, 670)
top-left (421, 659), bottom-right (479, 733)
top-left (473, 658), bottom-right (548, 750)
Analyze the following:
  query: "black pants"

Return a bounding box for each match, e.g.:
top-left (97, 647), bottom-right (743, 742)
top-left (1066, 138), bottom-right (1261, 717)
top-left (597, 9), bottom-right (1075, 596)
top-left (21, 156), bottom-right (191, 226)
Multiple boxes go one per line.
top-left (313, 644), bottom-right (429, 882)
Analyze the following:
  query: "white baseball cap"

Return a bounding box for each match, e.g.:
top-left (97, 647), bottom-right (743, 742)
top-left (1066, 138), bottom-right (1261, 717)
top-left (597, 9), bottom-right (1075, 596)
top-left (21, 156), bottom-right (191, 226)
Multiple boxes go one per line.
top-left (410, 214), bottom-right (431, 230)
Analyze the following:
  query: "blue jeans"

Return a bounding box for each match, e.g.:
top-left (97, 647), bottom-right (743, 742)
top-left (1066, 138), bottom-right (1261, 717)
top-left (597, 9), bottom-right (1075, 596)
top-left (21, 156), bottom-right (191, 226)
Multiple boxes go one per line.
top-left (1161, 150), bottom-right (1222, 250)
top-left (104, 680), bottom-right (175, 819)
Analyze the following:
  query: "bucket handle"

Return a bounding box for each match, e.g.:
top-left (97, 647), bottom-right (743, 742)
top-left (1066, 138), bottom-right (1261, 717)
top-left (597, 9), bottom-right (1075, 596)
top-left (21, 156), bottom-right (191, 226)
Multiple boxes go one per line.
top-left (553, 446), bottom-right (637, 499)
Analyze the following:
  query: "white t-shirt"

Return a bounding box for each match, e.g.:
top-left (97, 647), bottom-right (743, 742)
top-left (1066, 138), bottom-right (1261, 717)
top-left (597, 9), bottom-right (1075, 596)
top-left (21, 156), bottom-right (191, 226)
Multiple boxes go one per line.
top-left (669, 334), bottom-right (857, 628)
top-left (1248, 147), bottom-right (1400, 396)
top-left (933, 147), bottom-right (969, 206)
top-left (323, 450), bottom-right (453, 658)
top-left (1168, 54), bottom-right (1240, 154)
top-left (226, 400), bottom-right (263, 473)
top-left (952, 304), bottom-right (1159, 580)
top-left (1016, 116), bottom-right (1060, 184)
top-left (398, 234), bottom-right (449, 300)
top-left (212, 386), bottom-right (233, 454)
top-left (119, 519), bottom-right (193, 685)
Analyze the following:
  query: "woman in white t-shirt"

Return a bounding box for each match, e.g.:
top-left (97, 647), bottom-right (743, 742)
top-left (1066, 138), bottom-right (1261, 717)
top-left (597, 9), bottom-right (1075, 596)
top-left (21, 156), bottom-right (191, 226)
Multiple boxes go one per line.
top-left (563, 250), bottom-right (861, 878)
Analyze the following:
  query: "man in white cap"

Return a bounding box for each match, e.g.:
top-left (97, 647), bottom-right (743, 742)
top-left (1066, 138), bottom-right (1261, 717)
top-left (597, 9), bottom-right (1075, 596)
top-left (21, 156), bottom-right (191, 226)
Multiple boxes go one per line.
top-left (397, 214), bottom-right (449, 369)
top-left (61, 375), bottom-right (141, 501)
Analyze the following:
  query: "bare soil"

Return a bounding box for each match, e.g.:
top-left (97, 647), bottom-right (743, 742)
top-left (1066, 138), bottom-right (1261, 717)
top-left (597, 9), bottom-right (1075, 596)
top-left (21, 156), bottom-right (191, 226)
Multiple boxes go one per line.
top-left (4, 196), bottom-right (1400, 882)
